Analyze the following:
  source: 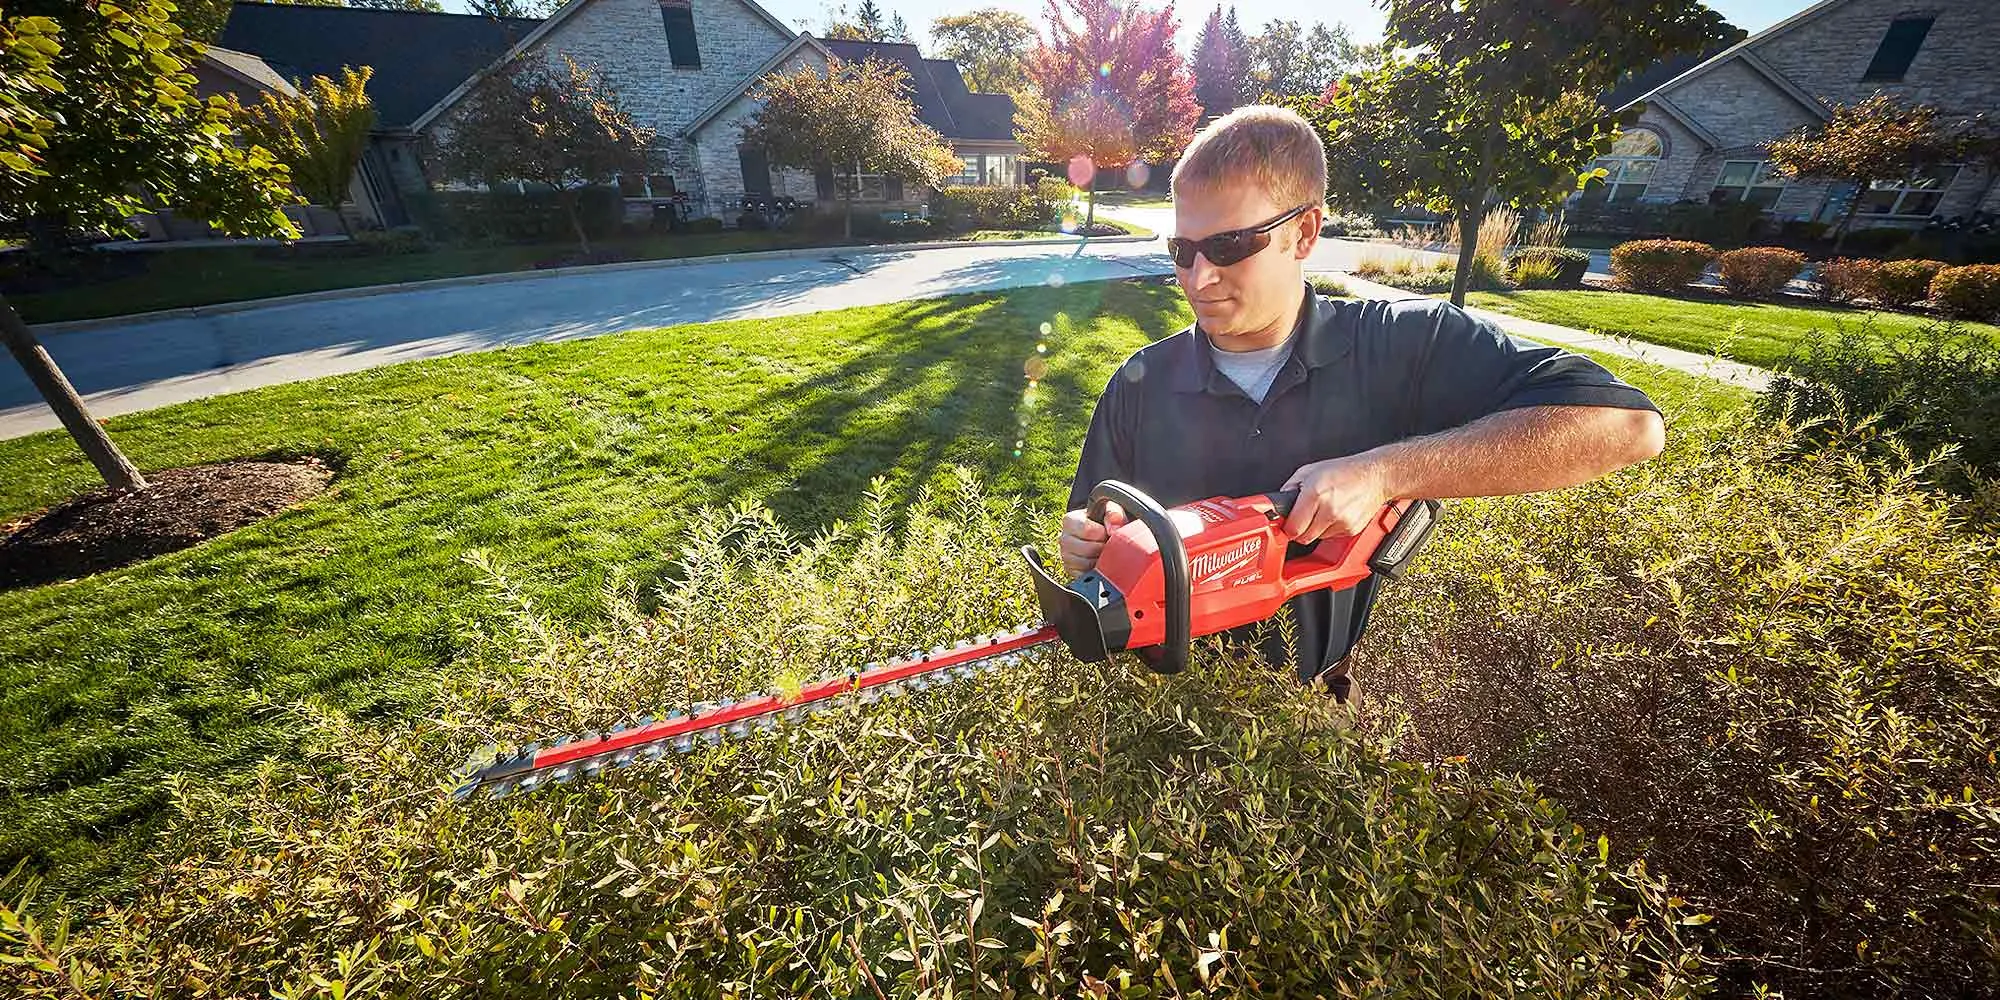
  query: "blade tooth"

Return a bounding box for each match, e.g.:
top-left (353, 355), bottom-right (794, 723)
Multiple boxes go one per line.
top-left (451, 779), bottom-right (482, 802)
top-left (757, 714), bottom-right (779, 731)
top-left (673, 735), bottom-right (696, 753)
top-left (482, 778), bottom-right (516, 800)
top-left (612, 748), bottom-right (641, 768)
top-left (702, 729), bottom-right (725, 746)
top-left (726, 721), bottom-right (751, 738)
top-left (639, 742), bottom-right (668, 762)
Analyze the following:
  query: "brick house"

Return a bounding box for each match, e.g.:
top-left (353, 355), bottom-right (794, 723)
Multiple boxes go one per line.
top-left (217, 0), bottom-right (1022, 231)
top-left (1591, 0), bottom-right (1999, 232)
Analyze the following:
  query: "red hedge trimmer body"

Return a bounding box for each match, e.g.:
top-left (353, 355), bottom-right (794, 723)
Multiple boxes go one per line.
top-left (451, 481), bottom-right (1438, 801)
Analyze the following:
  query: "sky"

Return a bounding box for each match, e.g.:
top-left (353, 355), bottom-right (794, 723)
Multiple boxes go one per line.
top-left (444, 0), bottom-right (1816, 54)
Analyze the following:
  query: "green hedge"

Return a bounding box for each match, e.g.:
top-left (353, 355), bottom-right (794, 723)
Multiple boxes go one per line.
top-left (928, 181), bottom-right (1068, 232)
top-left (407, 186), bottom-right (626, 245)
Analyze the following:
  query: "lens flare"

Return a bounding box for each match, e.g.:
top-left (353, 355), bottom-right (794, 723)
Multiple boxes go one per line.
top-left (1125, 161), bottom-right (1151, 188)
top-left (1066, 154), bottom-right (1095, 187)
top-left (1098, 62), bottom-right (1112, 77)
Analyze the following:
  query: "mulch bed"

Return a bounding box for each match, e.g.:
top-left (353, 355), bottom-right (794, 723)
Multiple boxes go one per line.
top-left (0, 458), bottom-right (333, 591)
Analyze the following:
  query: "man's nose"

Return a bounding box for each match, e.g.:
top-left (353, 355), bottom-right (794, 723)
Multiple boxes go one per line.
top-left (1184, 252), bottom-right (1223, 289)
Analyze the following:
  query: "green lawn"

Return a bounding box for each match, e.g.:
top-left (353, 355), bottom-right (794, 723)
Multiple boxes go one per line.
top-left (6, 223), bottom-right (1152, 325)
top-left (1465, 288), bottom-right (2000, 371)
top-left (0, 280), bottom-right (1737, 901)
top-left (1092, 190), bottom-right (1173, 210)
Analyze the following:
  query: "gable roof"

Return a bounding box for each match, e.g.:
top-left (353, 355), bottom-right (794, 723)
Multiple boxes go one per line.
top-left (218, 1), bottom-right (540, 130)
top-left (409, 0), bottom-right (798, 134)
top-left (685, 36), bottom-right (1018, 142)
top-left (1618, 0), bottom-right (1846, 116)
top-left (201, 44), bottom-right (297, 96)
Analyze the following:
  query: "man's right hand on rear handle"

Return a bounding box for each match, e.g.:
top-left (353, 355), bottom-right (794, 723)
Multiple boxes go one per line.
top-left (1057, 502), bottom-right (1128, 577)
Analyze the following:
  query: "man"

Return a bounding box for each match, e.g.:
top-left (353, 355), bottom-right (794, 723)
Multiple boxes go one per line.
top-left (1057, 105), bottom-right (1665, 700)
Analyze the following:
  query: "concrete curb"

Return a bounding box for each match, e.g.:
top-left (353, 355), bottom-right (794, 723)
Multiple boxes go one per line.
top-left (30, 232), bottom-right (1158, 337)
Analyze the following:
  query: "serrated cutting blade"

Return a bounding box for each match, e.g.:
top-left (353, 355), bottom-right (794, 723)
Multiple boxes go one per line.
top-left (450, 623), bottom-right (1059, 801)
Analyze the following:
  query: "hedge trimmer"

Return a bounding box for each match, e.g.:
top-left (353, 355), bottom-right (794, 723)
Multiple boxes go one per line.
top-left (450, 481), bottom-right (1440, 801)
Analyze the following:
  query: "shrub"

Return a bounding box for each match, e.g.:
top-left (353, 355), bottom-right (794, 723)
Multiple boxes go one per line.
top-left (1367, 412), bottom-right (2000, 997)
top-left (1319, 211), bottom-right (1380, 239)
top-left (0, 481), bottom-right (1709, 997)
top-left (930, 184), bottom-right (1063, 232)
top-left (1834, 226), bottom-right (1911, 258)
top-left (1506, 254), bottom-right (1563, 288)
top-left (1715, 246), bottom-right (1806, 298)
top-left (1762, 317), bottom-right (2000, 497)
top-left (1930, 263), bottom-right (2000, 320)
top-left (1872, 258), bottom-right (1948, 307)
top-left (408, 186), bottom-right (624, 245)
top-left (1506, 245), bottom-right (1589, 288)
top-left (683, 216), bottom-right (723, 234)
top-left (1814, 256), bottom-right (1881, 303)
top-left (1609, 239), bottom-right (1717, 292)
top-left (1662, 199), bottom-right (1769, 246)
top-left (1307, 273), bottom-right (1349, 297)
top-left (885, 217), bottom-right (934, 237)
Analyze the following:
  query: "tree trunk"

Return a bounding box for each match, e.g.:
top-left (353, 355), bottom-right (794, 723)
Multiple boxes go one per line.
top-left (559, 187), bottom-right (592, 257)
top-left (1085, 171), bottom-right (1098, 231)
top-left (848, 159), bottom-right (861, 242)
top-left (0, 294), bottom-right (147, 491)
top-left (1449, 199), bottom-right (1480, 308)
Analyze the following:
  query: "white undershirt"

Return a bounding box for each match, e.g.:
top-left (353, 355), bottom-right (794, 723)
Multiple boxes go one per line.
top-left (1209, 337), bottom-right (1294, 403)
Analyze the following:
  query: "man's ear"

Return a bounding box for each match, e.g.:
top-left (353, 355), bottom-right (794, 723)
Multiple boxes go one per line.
top-left (1293, 206), bottom-right (1324, 259)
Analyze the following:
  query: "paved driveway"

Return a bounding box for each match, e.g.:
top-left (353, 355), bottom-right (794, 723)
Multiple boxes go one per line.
top-left (1, 240), bottom-right (1172, 439)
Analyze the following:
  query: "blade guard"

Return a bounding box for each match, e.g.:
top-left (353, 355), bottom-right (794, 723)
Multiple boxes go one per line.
top-left (1025, 480), bottom-right (1440, 675)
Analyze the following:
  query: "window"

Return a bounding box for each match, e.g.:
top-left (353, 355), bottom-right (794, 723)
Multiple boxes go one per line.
top-left (1580, 128), bottom-right (1662, 205)
top-left (1863, 16), bottom-right (1933, 82)
top-left (1858, 164), bottom-right (1960, 217)
top-left (833, 169), bottom-right (887, 201)
top-left (982, 153), bottom-right (1018, 187)
top-left (1711, 160), bottom-right (1787, 209)
top-left (616, 174), bottom-right (678, 198)
top-left (660, 0), bottom-right (699, 69)
top-left (946, 155), bottom-right (982, 186)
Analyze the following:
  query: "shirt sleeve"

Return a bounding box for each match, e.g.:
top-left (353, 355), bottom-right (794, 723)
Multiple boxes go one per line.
top-left (1389, 300), bottom-right (1659, 438)
top-left (1067, 366), bottom-right (1137, 511)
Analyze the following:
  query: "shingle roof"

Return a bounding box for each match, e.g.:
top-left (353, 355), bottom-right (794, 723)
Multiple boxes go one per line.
top-left (819, 38), bottom-right (1018, 142)
top-left (202, 44), bottom-right (297, 96)
top-left (218, 1), bottom-right (541, 130)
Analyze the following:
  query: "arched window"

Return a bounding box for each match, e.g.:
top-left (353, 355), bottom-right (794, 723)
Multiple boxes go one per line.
top-left (1582, 128), bottom-right (1663, 205)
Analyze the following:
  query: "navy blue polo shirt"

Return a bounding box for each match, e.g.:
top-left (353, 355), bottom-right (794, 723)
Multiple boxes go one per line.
top-left (1067, 284), bottom-right (1658, 680)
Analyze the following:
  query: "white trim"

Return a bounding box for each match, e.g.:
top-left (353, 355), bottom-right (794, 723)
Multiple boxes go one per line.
top-left (1616, 0), bottom-right (1848, 114)
top-left (408, 0), bottom-right (802, 135)
top-left (1737, 50), bottom-right (1832, 122)
top-left (683, 33), bottom-right (835, 137)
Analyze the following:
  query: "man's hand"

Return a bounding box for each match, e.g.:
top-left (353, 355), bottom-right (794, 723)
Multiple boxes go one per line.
top-left (1282, 455), bottom-right (1391, 543)
top-left (1058, 502), bottom-right (1128, 577)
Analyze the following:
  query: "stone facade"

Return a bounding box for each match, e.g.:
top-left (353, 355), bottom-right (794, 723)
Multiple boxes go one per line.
top-left (1614, 0), bottom-right (2000, 229)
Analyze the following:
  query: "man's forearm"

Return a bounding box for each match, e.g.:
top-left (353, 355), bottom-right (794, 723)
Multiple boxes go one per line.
top-left (1367, 404), bottom-right (1664, 501)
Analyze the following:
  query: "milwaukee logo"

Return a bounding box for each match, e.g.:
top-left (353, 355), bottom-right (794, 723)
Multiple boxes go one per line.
top-left (1191, 536), bottom-right (1263, 585)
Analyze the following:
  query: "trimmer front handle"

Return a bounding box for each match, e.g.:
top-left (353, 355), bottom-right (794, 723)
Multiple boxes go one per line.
top-left (1024, 480), bottom-right (1439, 674)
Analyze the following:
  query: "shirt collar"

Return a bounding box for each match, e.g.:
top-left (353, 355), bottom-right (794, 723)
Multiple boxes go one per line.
top-left (1172, 281), bottom-right (1349, 394)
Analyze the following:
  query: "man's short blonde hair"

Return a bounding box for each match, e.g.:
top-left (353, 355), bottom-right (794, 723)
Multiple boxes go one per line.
top-left (1170, 105), bottom-right (1327, 212)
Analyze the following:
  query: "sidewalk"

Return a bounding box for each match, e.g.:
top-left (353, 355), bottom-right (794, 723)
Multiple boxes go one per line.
top-left (1331, 272), bottom-right (1773, 391)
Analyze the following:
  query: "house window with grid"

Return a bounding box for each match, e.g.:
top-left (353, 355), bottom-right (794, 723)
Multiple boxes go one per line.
top-left (1859, 165), bottom-right (1960, 217)
top-left (617, 173), bottom-right (678, 198)
top-left (1711, 160), bottom-right (1787, 209)
top-left (946, 155), bottom-right (982, 186)
top-left (1580, 128), bottom-right (1662, 205)
top-left (982, 153), bottom-right (1018, 187)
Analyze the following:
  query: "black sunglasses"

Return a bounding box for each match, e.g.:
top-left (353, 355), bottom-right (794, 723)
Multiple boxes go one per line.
top-left (1167, 203), bottom-right (1315, 268)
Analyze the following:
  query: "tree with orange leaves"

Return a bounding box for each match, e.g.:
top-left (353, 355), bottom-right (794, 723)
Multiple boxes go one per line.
top-left (1014, 0), bottom-right (1199, 230)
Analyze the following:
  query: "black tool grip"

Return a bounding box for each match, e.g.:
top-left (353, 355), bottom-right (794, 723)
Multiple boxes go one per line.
top-left (1261, 488), bottom-right (1300, 518)
top-left (1087, 481), bottom-right (1188, 675)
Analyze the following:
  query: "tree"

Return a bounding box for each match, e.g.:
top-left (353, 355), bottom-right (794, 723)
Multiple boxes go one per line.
top-left (174, 0), bottom-right (232, 41)
top-left (739, 56), bottom-right (959, 241)
top-left (432, 55), bottom-right (655, 257)
top-left (1189, 5), bottom-right (1251, 117)
top-left (235, 66), bottom-right (376, 234)
top-left (821, 0), bottom-right (910, 42)
top-left (262, 0), bottom-right (446, 10)
top-left (1298, 22), bottom-right (1357, 96)
top-left (1247, 18), bottom-right (1304, 99)
top-left (930, 9), bottom-right (1035, 96)
top-left (466, 0), bottom-right (563, 16)
top-left (1015, 0), bottom-right (1200, 228)
top-left (1767, 95), bottom-right (1974, 250)
top-left (1296, 0), bottom-right (1730, 306)
top-left (1, 1), bottom-right (296, 492)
